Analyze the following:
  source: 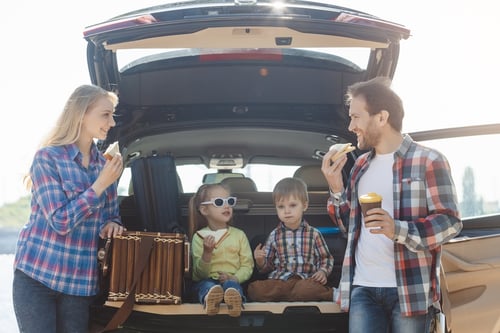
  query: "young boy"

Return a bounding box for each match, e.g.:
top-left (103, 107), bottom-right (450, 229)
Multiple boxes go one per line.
top-left (247, 177), bottom-right (334, 301)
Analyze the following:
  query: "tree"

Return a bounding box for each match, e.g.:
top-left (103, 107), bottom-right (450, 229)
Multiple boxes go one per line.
top-left (461, 166), bottom-right (483, 217)
top-left (0, 195), bottom-right (31, 228)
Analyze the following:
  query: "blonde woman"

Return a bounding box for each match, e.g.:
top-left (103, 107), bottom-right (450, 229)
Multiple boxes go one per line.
top-left (12, 85), bottom-right (125, 333)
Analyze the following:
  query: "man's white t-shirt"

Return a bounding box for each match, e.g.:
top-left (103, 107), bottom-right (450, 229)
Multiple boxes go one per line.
top-left (354, 152), bottom-right (397, 287)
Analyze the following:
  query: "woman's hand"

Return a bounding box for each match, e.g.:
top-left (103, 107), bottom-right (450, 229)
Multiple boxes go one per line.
top-left (93, 154), bottom-right (123, 196)
top-left (100, 221), bottom-right (125, 239)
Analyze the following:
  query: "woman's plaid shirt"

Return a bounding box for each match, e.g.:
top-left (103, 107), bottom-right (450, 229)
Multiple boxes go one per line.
top-left (14, 143), bottom-right (121, 296)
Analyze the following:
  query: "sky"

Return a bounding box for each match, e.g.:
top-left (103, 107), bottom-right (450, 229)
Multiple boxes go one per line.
top-left (1, 0), bottom-right (499, 206)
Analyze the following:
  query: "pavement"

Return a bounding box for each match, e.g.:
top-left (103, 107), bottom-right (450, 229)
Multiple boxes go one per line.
top-left (0, 227), bottom-right (20, 254)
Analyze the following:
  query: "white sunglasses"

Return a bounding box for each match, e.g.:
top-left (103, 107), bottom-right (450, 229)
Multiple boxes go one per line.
top-left (200, 197), bottom-right (237, 207)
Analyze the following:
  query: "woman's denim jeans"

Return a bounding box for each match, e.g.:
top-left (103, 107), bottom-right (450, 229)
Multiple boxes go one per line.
top-left (194, 278), bottom-right (245, 304)
top-left (349, 285), bottom-right (432, 333)
top-left (12, 269), bottom-right (94, 333)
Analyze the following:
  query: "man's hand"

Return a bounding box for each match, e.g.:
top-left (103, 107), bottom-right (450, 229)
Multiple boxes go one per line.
top-left (364, 208), bottom-right (395, 240)
top-left (321, 148), bottom-right (347, 193)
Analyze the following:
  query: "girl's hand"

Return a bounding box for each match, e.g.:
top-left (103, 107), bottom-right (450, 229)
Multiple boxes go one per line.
top-left (217, 271), bottom-right (236, 283)
top-left (203, 235), bottom-right (216, 254)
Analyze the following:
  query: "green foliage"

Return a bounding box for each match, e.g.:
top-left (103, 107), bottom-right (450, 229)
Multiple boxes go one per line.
top-left (0, 196), bottom-right (31, 228)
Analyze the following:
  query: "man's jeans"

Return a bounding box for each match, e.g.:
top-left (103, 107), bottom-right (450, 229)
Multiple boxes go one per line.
top-left (194, 278), bottom-right (245, 304)
top-left (349, 285), bottom-right (433, 333)
top-left (12, 269), bottom-right (94, 333)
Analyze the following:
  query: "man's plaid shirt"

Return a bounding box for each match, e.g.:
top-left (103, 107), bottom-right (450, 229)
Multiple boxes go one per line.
top-left (328, 134), bottom-right (462, 316)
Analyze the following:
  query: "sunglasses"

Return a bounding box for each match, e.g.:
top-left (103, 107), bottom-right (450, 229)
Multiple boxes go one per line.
top-left (201, 197), bottom-right (237, 207)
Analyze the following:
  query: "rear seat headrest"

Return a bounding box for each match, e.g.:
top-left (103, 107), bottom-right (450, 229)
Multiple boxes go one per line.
top-left (221, 177), bottom-right (258, 192)
top-left (293, 165), bottom-right (329, 191)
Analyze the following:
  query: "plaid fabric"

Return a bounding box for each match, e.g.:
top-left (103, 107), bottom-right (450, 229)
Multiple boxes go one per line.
top-left (14, 143), bottom-right (121, 296)
top-left (328, 134), bottom-right (462, 316)
top-left (260, 220), bottom-right (334, 280)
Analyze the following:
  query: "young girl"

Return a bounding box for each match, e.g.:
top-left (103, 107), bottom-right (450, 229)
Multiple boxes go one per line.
top-left (12, 85), bottom-right (125, 333)
top-left (189, 183), bottom-right (254, 317)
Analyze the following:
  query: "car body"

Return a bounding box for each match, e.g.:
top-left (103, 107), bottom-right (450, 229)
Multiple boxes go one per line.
top-left (83, 1), bottom-right (500, 332)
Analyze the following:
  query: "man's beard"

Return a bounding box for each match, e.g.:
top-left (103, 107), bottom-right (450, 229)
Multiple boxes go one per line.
top-left (358, 120), bottom-right (381, 150)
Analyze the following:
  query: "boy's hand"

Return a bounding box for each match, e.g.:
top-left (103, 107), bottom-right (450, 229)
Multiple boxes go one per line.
top-left (310, 270), bottom-right (327, 285)
top-left (254, 243), bottom-right (266, 267)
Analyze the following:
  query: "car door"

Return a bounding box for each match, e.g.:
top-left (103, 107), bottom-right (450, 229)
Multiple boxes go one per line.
top-left (410, 124), bottom-right (500, 333)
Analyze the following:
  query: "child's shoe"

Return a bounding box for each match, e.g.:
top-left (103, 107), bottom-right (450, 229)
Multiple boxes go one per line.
top-left (204, 285), bottom-right (224, 315)
top-left (224, 287), bottom-right (242, 317)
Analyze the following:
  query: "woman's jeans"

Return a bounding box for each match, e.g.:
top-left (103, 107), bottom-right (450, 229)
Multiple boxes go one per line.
top-left (12, 269), bottom-right (94, 333)
top-left (194, 278), bottom-right (245, 304)
top-left (349, 285), bottom-right (433, 333)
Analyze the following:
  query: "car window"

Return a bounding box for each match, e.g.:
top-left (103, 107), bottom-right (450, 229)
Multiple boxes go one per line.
top-left (116, 47), bottom-right (370, 73)
top-left (417, 133), bottom-right (500, 218)
top-left (117, 133), bottom-right (499, 219)
top-left (117, 164), bottom-right (300, 195)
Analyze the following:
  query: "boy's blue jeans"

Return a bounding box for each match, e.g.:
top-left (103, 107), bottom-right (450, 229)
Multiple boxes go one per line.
top-left (349, 285), bottom-right (433, 333)
top-left (194, 278), bottom-right (246, 304)
top-left (12, 269), bottom-right (94, 333)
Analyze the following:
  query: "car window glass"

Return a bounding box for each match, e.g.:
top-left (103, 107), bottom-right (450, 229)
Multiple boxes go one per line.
top-left (117, 164), bottom-right (300, 195)
top-left (417, 133), bottom-right (500, 218)
top-left (177, 164), bottom-right (300, 192)
top-left (117, 134), bottom-right (499, 219)
top-left (116, 47), bottom-right (370, 72)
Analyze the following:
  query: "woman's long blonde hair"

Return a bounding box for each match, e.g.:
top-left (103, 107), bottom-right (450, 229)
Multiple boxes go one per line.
top-left (42, 85), bottom-right (118, 147)
top-left (24, 85), bottom-right (118, 189)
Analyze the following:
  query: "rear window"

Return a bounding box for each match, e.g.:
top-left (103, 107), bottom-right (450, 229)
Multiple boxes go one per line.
top-left (116, 47), bottom-right (370, 72)
top-left (118, 164), bottom-right (299, 195)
